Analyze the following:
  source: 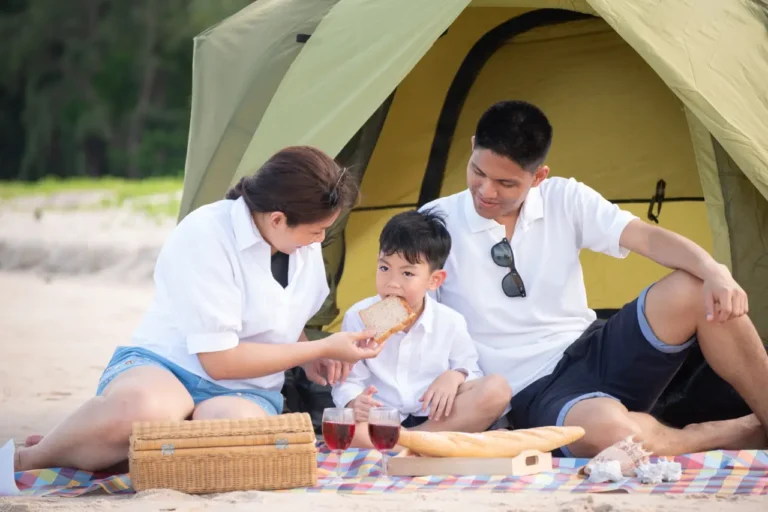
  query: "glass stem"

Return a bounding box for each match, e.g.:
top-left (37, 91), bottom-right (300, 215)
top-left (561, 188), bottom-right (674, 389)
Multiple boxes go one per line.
top-left (335, 449), bottom-right (343, 479)
top-left (382, 452), bottom-right (389, 477)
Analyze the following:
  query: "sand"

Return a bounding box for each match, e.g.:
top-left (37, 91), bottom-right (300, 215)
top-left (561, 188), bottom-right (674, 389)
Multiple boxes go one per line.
top-left (0, 195), bottom-right (765, 510)
top-left (0, 488), bottom-right (763, 512)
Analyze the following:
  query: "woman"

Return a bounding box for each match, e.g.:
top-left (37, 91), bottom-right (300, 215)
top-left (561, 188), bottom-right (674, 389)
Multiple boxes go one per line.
top-left (15, 146), bottom-right (381, 472)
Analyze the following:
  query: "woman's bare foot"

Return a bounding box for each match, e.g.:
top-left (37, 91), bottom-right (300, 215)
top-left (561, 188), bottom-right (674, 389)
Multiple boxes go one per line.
top-left (684, 414), bottom-right (767, 450)
top-left (13, 436), bottom-right (44, 471)
top-left (25, 435), bottom-right (43, 447)
top-left (14, 445), bottom-right (25, 472)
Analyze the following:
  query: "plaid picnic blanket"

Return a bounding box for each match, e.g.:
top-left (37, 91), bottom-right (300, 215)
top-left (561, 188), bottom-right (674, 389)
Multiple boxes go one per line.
top-left (14, 467), bottom-right (133, 497)
top-left (13, 448), bottom-right (768, 497)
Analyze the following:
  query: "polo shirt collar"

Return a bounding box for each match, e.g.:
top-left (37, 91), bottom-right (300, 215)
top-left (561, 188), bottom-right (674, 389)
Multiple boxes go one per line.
top-left (520, 185), bottom-right (544, 226)
top-left (230, 196), bottom-right (264, 251)
top-left (463, 186), bottom-right (544, 233)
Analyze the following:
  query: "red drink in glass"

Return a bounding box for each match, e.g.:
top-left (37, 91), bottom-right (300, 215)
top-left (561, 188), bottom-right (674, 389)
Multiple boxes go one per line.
top-left (368, 407), bottom-right (401, 479)
top-left (322, 408), bottom-right (356, 482)
top-left (368, 423), bottom-right (400, 451)
top-left (322, 421), bottom-right (356, 451)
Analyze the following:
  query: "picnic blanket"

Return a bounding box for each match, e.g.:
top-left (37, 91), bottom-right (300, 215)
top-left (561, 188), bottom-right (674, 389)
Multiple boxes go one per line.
top-left (12, 448), bottom-right (768, 497)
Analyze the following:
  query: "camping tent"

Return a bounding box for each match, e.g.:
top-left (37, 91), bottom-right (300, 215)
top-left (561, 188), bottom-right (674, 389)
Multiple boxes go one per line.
top-left (178, 0), bottom-right (768, 426)
top-left (179, 0), bottom-right (768, 344)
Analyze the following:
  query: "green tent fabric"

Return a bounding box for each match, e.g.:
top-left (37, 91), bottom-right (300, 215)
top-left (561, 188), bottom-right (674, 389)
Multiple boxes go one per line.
top-left (179, 0), bottom-right (768, 344)
top-left (179, 0), bottom-right (339, 218)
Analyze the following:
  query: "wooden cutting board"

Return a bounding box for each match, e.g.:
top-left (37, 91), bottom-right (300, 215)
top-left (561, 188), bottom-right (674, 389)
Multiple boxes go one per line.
top-left (387, 449), bottom-right (551, 477)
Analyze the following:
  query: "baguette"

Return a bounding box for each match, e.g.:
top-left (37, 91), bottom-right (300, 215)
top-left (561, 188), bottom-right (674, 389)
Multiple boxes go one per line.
top-left (358, 296), bottom-right (417, 344)
top-left (396, 426), bottom-right (585, 458)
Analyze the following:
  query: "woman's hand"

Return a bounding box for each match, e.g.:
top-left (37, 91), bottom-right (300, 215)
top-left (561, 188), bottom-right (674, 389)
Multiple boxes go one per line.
top-left (321, 330), bottom-right (382, 363)
top-left (303, 358), bottom-right (352, 386)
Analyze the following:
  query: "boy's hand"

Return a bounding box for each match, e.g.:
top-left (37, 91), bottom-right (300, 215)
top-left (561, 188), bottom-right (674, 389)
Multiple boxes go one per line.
top-left (419, 370), bottom-right (466, 421)
top-left (348, 385), bottom-right (382, 423)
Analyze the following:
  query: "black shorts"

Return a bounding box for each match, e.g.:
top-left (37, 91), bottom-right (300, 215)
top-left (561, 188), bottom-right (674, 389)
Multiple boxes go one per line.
top-left (401, 415), bottom-right (429, 428)
top-left (507, 284), bottom-right (696, 457)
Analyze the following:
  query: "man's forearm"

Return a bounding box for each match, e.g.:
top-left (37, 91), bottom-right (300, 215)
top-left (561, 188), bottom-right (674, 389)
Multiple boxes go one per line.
top-left (620, 219), bottom-right (723, 280)
top-left (645, 228), bottom-right (721, 279)
top-left (197, 338), bottom-right (329, 381)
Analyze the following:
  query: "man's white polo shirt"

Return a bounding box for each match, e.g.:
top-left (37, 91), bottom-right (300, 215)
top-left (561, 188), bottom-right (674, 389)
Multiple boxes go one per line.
top-left (421, 177), bottom-right (637, 395)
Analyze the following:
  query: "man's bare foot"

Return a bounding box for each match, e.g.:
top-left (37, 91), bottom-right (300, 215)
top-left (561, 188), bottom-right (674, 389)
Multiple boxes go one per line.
top-left (684, 414), bottom-right (767, 450)
top-left (25, 435), bottom-right (43, 447)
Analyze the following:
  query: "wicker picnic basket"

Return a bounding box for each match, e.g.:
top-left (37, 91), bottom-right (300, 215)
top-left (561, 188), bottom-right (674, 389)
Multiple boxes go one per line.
top-left (128, 413), bottom-right (317, 494)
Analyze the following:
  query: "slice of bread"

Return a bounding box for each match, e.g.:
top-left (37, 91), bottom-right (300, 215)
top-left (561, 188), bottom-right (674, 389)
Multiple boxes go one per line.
top-left (358, 296), bottom-right (417, 344)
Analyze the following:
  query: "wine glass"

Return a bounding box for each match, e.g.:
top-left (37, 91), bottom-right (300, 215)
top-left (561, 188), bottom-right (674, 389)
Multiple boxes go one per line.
top-left (368, 406), bottom-right (401, 478)
top-left (321, 407), bottom-right (355, 482)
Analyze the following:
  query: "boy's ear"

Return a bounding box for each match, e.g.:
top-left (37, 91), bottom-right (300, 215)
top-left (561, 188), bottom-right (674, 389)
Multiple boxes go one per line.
top-left (428, 269), bottom-right (447, 290)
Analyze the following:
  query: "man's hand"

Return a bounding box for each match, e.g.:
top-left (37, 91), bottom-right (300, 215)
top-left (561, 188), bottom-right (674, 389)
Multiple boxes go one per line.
top-left (303, 358), bottom-right (353, 387)
top-left (619, 220), bottom-right (750, 324)
top-left (419, 370), bottom-right (466, 421)
top-left (702, 263), bottom-right (749, 323)
top-left (349, 385), bottom-right (382, 423)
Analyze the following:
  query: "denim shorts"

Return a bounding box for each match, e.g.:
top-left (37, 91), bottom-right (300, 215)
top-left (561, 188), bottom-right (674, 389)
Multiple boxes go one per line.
top-left (96, 346), bottom-right (283, 416)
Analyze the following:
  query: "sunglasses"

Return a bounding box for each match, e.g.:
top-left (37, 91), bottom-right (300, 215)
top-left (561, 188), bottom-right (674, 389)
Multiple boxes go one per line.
top-left (491, 237), bottom-right (526, 298)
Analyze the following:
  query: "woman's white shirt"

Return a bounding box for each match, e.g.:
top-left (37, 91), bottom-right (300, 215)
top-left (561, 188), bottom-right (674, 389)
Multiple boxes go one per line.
top-left (129, 196), bottom-right (330, 393)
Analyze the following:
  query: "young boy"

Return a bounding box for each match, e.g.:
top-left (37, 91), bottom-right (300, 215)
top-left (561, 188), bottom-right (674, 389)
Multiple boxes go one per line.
top-left (332, 209), bottom-right (512, 448)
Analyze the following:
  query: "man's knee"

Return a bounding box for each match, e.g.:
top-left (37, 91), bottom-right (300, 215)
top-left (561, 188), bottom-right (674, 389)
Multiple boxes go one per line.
top-left (662, 270), bottom-right (703, 295)
top-left (649, 270), bottom-right (704, 313)
top-left (643, 270), bottom-right (705, 346)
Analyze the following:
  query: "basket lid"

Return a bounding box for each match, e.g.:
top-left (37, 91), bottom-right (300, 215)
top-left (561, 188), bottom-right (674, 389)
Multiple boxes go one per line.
top-left (130, 412), bottom-right (316, 452)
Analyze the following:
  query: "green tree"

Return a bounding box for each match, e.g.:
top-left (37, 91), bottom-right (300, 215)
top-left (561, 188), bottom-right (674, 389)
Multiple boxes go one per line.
top-left (0, 0), bottom-right (251, 181)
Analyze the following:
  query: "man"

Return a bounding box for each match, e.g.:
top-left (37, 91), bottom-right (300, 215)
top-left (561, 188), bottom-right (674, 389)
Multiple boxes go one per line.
top-left (421, 100), bottom-right (768, 457)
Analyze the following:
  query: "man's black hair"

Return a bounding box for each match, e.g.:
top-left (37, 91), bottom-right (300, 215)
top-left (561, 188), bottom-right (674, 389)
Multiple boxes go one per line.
top-left (474, 100), bottom-right (553, 171)
top-left (379, 208), bottom-right (451, 271)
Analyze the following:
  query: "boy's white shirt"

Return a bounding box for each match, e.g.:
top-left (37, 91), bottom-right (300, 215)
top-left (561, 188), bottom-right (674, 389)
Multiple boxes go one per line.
top-left (331, 294), bottom-right (483, 421)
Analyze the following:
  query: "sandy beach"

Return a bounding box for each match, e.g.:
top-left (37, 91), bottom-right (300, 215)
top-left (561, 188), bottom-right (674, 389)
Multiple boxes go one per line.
top-left (0, 195), bottom-right (765, 511)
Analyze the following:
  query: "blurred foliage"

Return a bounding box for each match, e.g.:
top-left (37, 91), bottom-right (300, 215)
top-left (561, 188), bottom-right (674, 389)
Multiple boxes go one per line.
top-left (0, 175), bottom-right (182, 199)
top-left (0, 0), bottom-right (252, 181)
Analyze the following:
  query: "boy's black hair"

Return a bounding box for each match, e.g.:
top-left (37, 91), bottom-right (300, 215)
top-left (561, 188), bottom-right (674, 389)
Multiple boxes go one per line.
top-left (474, 100), bottom-right (553, 172)
top-left (379, 208), bottom-right (451, 271)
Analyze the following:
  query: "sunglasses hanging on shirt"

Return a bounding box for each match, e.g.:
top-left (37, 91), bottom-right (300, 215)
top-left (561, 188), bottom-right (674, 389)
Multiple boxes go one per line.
top-left (490, 237), bottom-right (526, 298)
